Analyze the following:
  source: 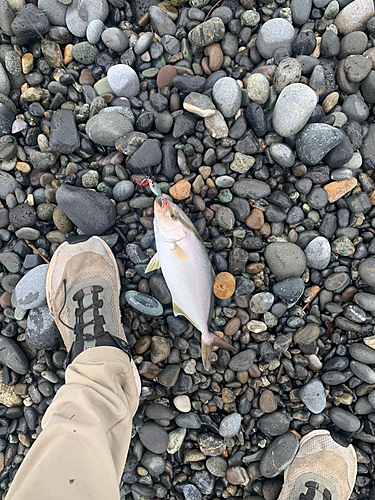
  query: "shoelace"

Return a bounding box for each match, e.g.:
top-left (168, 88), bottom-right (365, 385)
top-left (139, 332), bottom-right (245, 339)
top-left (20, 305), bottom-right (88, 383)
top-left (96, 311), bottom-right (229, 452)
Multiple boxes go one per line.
top-left (58, 280), bottom-right (110, 346)
top-left (299, 481), bottom-right (332, 500)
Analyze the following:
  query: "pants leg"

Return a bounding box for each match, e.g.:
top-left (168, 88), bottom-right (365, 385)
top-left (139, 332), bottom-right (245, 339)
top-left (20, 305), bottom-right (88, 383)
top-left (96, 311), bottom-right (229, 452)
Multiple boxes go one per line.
top-left (6, 346), bottom-right (141, 500)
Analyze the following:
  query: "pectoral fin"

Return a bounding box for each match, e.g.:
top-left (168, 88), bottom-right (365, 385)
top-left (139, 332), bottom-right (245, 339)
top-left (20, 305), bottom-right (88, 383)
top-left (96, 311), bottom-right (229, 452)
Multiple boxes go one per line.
top-left (145, 253), bottom-right (161, 273)
top-left (173, 244), bottom-right (188, 262)
top-left (172, 300), bottom-right (200, 330)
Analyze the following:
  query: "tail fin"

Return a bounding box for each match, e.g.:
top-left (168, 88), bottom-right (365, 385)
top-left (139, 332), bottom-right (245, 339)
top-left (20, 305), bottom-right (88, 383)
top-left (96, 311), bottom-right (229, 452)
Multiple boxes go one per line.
top-left (202, 332), bottom-right (236, 371)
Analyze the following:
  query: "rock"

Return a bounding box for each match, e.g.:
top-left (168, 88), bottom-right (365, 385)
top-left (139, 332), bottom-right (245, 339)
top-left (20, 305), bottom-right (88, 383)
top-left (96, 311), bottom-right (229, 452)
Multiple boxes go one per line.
top-left (188, 17), bottom-right (225, 47)
top-left (246, 73), bottom-right (270, 105)
top-left (212, 77), bottom-right (242, 118)
top-left (86, 113), bottom-right (133, 147)
top-left (56, 184), bottom-right (116, 235)
top-left (0, 336), bottom-right (28, 375)
top-left (229, 350), bottom-right (256, 371)
top-left (112, 180), bottom-right (135, 201)
top-left (0, 371), bottom-right (22, 408)
top-left (205, 111), bottom-right (228, 139)
top-left (149, 6), bottom-right (177, 36)
top-left (107, 64), bottom-right (140, 98)
top-left (71, 42), bottom-right (98, 64)
top-left (167, 427), bottom-right (186, 454)
top-left (125, 291), bottom-right (163, 317)
top-left (66, 0), bottom-right (108, 38)
top-left (198, 433), bottom-right (226, 456)
top-left (139, 422), bottom-right (169, 454)
top-left (350, 360), bottom-right (375, 383)
top-left (219, 413), bottom-right (241, 438)
top-left (294, 323), bottom-right (320, 345)
top-left (101, 28), bottom-right (128, 52)
top-left (264, 242), bottom-right (306, 281)
top-left (157, 65), bottom-right (177, 89)
top-left (49, 109), bottom-right (79, 155)
top-left (12, 264), bottom-right (48, 310)
top-left (256, 18), bottom-right (295, 59)
top-left (324, 178), bottom-right (358, 203)
top-left (0, 0), bottom-right (15, 36)
top-left (183, 92), bottom-right (216, 118)
top-left (170, 180), bottom-right (191, 200)
top-left (213, 272), bottom-right (236, 299)
top-left (354, 293), bottom-right (375, 315)
top-left (299, 379), bottom-right (326, 413)
top-left (233, 179), bottom-right (270, 199)
top-left (175, 412), bottom-right (201, 429)
top-left (86, 19), bottom-right (105, 44)
top-left (258, 412), bottom-right (291, 437)
top-left (0, 253), bottom-right (21, 273)
top-left (304, 236), bottom-right (331, 270)
top-left (335, 0), bottom-right (374, 35)
top-left (11, 4), bottom-right (49, 43)
top-left (9, 204), bottom-right (36, 229)
top-left (206, 456), bottom-right (227, 477)
top-left (329, 407), bottom-right (360, 432)
top-left (260, 433), bottom-right (299, 478)
top-left (0, 104), bottom-right (14, 137)
top-left (296, 124), bottom-right (343, 165)
top-left (249, 292), bottom-right (274, 314)
top-left (127, 139), bottom-right (162, 173)
top-left (359, 257), bottom-right (375, 285)
top-left (141, 452), bottom-right (165, 476)
top-left (272, 278), bottom-right (304, 305)
top-left (259, 390), bottom-right (278, 413)
top-left (25, 305), bottom-right (60, 350)
top-left (273, 84), bottom-right (318, 137)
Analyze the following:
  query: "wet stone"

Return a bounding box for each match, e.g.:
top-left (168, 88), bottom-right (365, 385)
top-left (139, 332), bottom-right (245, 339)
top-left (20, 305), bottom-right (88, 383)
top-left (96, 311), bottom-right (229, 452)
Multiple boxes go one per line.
top-left (258, 412), bottom-right (291, 437)
top-left (329, 407), bottom-right (360, 432)
top-left (229, 350), bottom-right (256, 371)
top-left (139, 422), bottom-right (169, 454)
top-left (260, 433), bottom-right (299, 478)
top-left (299, 379), bottom-right (326, 414)
top-left (272, 278), bottom-right (304, 305)
top-left (265, 242), bottom-right (306, 282)
top-left (25, 305), bottom-right (60, 350)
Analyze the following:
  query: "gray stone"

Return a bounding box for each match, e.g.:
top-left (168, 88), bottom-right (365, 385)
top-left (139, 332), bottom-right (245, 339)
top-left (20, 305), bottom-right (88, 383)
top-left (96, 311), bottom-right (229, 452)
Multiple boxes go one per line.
top-left (260, 433), bottom-right (299, 478)
top-left (125, 291), bottom-right (163, 317)
top-left (11, 4), bottom-right (49, 43)
top-left (291, 0), bottom-right (312, 25)
top-left (296, 123), bottom-right (343, 165)
top-left (12, 264), bottom-right (48, 310)
top-left (71, 42), bottom-right (98, 65)
top-left (149, 6), bottom-right (177, 37)
top-left (258, 412), bottom-right (291, 437)
top-left (101, 28), bottom-right (129, 53)
top-left (269, 143), bottom-right (295, 168)
top-left (25, 305), bottom-right (60, 350)
top-left (0, 0), bottom-right (15, 36)
top-left (112, 180), bottom-right (134, 201)
top-left (265, 242), bottom-right (306, 282)
top-left (0, 171), bottom-right (20, 200)
top-left (107, 64), bottom-right (140, 98)
top-left (299, 379), bottom-right (326, 414)
top-left (66, 0), bottom-right (108, 38)
top-left (350, 360), bottom-right (375, 383)
top-left (86, 113), bottom-right (133, 147)
top-left (139, 422), bottom-right (169, 454)
top-left (49, 109), bottom-right (79, 155)
top-left (273, 84), bottom-right (318, 137)
top-left (256, 18), bottom-right (295, 59)
top-left (212, 77), bottom-right (242, 118)
top-left (175, 412), bottom-right (202, 429)
top-left (232, 179), bottom-right (270, 199)
top-left (99, 106), bottom-right (135, 125)
top-left (335, 0), bottom-right (374, 35)
top-left (141, 452), bottom-right (165, 476)
top-left (349, 343), bottom-right (375, 364)
top-left (219, 413), bottom-right (241, 438)
top-left (354, 293), bottom-right (375, 315)
top-left (272, 278), bottom-right (304, 305)
top-left (56, 184), bottom-right (116, 235)
top-left (0, 336), bottom-right (28, 375)
top-left (38, 0), bottom-right (67, 26)
top-left (134, 32), bottom-right (154, 55)
top-left (249, 292), bottom-right (274, 313)
top-left (329, 407), bottom-right (360, 432)
top-left (0, 252), bottom-right (21, 273)
top-left (0, 64), bottom-right (10, 97)
top-left (183, 485), bottom-right (201, 500)
top-left (304, 236), bottom-right (331, 270)
top-left (0, 104), bottom-right (14, 137)
top-left (86, 19), bottom-right (105, 44)
top-left (127, 139), bottom-right (162, 173)
top-left (342, 94), bottom-right (369, 123)
top-left (229, 350), bottom-right (256, 371)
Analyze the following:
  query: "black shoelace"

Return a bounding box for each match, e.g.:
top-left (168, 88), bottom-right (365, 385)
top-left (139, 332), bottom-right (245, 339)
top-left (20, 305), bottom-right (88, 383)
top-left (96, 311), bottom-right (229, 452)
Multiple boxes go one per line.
top-left (299, 481), bottom-right (332, 500)
top-left (58, 279), bottom-right (131, 363)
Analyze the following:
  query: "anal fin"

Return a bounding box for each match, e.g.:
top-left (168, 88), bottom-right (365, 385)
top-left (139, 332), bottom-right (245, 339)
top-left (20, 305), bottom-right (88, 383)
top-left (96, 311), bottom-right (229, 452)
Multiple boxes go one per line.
top-left (172, 301), bottom-right (200, 330)
top-left (145, 253), bottom-right (161, 273)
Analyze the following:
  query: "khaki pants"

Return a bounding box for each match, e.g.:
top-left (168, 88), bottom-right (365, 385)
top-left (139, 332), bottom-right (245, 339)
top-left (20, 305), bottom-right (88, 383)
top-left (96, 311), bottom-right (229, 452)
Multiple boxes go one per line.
top-left (6, 347), bottom-right (141, 500)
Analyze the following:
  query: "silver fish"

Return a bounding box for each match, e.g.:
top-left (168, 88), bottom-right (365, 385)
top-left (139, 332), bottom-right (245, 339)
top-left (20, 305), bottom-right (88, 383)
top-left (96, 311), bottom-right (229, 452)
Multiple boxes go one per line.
top-left (146, 196), bottom-right (235, 370)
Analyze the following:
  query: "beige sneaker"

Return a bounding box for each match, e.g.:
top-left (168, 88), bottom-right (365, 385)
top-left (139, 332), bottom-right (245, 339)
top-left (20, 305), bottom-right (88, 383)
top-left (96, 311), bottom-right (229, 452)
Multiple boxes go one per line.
top-left (46, 236), bottom-right (131, 363)
top-left (278, 430), bottom-right (357, 500)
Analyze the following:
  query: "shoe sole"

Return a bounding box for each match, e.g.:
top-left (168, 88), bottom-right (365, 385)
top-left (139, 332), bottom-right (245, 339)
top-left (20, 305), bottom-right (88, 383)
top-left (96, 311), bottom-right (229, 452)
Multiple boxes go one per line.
top-left (46, 236), bottom-right (121, 311)
top-left (278, 429), bottom-right (357, 500)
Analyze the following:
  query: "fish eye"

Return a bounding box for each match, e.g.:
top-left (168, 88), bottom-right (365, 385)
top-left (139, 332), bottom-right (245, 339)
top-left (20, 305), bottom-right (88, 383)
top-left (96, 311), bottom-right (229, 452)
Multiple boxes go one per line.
top-left (171, 213), bottom-right (177, 220)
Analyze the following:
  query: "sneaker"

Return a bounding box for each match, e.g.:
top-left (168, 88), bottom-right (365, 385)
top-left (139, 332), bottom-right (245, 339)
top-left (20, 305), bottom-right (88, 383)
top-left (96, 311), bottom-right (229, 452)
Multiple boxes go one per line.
top-left (46, 236), bottom-right (131, 363)
top-left (278, 430), bottom-right (357, 500)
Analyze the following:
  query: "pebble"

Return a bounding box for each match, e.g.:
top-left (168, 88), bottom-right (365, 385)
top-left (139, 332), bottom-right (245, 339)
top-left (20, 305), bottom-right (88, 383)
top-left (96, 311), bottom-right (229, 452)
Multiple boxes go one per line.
top-left (265, 242), bottom-right (306, 282)
top-left (107, 65), bottom-right (140, 98)
top-left (86, 113), bottom-right (133, 147)
top-left (25, 305), bottom-right (60, 350)
top-left (260, 433), bottom-right (299, 478)
top-left (139, 422), bottom-right (169, 454)
top-left (335, 0), bottom-right (374, 34)
top-left (329, 407), bottom-right (361, 432)
top-left (256, 19), bottom-right (295, 59)
top-left (125, 291), bottom-right (163, 317)
top-left (12, 264), bottom-right (48, 310)
top-left (212, 77), bottom-right (242, 118)
top-left (296, 124), bottom-right (343, 165)
top-left (56, 184), bottom-right (116, 235)
top-left (273, 84), bottom-right (318, 137)
top-left (66, 0), bottom-right (108, 38)
top-left (304, 236), bottom-right (331, 270)
top-left (299, 379), bottom-right (326, 414)
top-left (219, 413), bottom-right (241, 438)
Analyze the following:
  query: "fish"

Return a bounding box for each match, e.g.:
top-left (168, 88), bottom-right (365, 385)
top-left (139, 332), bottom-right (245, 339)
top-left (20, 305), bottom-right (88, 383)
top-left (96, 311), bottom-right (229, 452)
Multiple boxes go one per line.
top-left (146, 195), bottom-right (236, 370)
